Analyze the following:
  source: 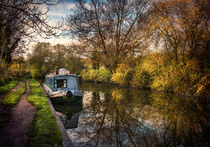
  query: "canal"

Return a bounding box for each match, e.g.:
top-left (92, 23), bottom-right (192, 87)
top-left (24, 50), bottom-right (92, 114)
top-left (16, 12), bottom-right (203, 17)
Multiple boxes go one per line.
top-left (50, 82), bottom-right (210, 146)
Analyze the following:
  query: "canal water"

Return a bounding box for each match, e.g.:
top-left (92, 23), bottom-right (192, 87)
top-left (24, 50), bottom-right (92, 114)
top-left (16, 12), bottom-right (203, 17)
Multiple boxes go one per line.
top-left (50, 82), bottom-right (210, 147)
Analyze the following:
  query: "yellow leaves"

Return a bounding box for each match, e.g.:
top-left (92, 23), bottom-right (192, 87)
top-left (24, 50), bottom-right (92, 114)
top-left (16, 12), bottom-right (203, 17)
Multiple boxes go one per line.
top-left (9, 62), bottom-right (21, 71)
top-left (111, 63), bottom-right (132, 86)
top-left (111, 72), bottom-right (125, 85)
top-left (194, 74), bottom-right (210, 97)
top-left (115, 63), bottom-right (130, 73)
top-left (81, 65), bottom-right (112, 82)
top-left (30, 65), bottom-right (37, 78)
top-left (111, 90), bottom-right (123, 103)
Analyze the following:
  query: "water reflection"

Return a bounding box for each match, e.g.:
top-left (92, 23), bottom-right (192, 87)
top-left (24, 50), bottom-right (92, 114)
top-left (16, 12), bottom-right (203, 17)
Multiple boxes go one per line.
top-left (52, 82), bottom-right (210, 146)
top-left (51, 98), bottom-right (83, 129)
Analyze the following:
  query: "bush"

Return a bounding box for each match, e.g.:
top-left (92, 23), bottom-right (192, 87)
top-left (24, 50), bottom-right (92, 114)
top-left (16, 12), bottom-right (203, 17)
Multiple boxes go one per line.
top-left (130, 53), bottom-right (203, 93)
top-left (194, 74), bottom-right (210, 98)
top-left (112, 72), bottom-right (125, 85)
top-left (82, 52), bottom-right (205, 96)
top-left (131, 55), bottom-right (156, 88)
top-left (0, 61), bottom-right (11, 84)
top-left (95, 66), bottom-right (112, 82)
top-left (131, 66), bottom-right (152, 88)
top-left (153, 59), bottom-right (200, 93)
top-left (82, 65), bottom-right (111, 83)
top-left (111, 63), bottom-right (133, 86)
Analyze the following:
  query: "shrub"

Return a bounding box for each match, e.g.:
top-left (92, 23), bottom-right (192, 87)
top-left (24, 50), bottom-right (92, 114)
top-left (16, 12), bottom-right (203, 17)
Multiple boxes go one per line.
top-left (111, 63), bottom-right (133, 86)
top-left (131, 55), bottom-right (156, 88)
top-left (131, 67), bottom-right (152, 88)
top-left (194, 74), bottom-right (210, 98)
top-left (112, 72), bottom-right (125, 85)
top-left (151, 59), bottom-right (202, 93)
top-left (82, 65), bottom-right (111, 83)
top-left (0, 61), bottom-right (11, 84)
top-left (95, 66), bottom-right (112, 82)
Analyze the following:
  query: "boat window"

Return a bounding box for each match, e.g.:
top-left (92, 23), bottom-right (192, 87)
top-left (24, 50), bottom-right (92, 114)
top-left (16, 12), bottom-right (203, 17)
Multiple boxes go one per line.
top-left (54, 79), bottom-right (57, 88)
top-left (64, 79), bottom-right (67, 87)
top-left (68, 76), bottom-right (78, 90)
top-left (54, 79), bottom-right (67, 88)
top-left (45, 77), bottom-right (51, 88)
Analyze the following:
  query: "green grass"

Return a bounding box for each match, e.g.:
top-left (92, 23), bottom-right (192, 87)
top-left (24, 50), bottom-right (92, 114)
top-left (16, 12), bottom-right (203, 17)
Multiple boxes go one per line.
top-left (0, 80), bottom-right (19, 95)
top-left (27, 79), bottom-right (62, 147)
top-left (2, 82), bottom-right (26, 106)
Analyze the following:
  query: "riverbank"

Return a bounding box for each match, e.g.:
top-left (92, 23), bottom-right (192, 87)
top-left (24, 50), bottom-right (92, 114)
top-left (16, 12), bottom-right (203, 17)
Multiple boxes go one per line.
top-left (80, 58), bottom-right (209, 99)
top-left (26, 79), bottom-right (63, 147)
top-left (0, 79), bottom-right (63, 147)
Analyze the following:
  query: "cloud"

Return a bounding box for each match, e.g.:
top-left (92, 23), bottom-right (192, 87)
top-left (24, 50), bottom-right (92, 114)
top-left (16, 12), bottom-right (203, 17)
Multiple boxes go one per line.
top-left (49, 5), bottom-right (74, 23)
top-left (47, 11), bottom-right (66, 17)
top-left (24, 0), bottom-right (77, 56)
top-left (66, 3), bottom-right (76, 9)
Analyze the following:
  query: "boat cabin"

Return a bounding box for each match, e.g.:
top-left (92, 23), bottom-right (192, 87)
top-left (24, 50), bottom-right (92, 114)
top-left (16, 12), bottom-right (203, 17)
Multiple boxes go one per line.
top-left (43, 68), bottom-right (83, 98)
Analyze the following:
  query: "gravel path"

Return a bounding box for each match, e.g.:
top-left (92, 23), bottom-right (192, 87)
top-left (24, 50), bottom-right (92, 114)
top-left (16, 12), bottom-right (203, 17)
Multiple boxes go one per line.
top-left (0, 81), bottom-right (36, 147)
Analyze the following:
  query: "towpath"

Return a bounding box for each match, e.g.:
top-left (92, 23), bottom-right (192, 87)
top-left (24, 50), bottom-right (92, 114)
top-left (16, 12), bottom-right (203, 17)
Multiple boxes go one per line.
top-left (0, 81), bottom-right (36, 147)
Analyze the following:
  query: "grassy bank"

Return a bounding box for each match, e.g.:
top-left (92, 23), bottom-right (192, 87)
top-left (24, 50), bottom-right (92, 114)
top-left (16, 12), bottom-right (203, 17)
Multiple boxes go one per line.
top-left (27, 79), bottom-right (62, 147)
top-left (2, 82), bottom-right (26, 106)
top-left (0, 80), bottom-right (19, 95)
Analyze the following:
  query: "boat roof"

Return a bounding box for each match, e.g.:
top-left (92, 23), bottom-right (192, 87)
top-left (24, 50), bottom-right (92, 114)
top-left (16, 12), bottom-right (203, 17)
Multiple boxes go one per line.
top-left (45, 73), bottom-right (78, 78)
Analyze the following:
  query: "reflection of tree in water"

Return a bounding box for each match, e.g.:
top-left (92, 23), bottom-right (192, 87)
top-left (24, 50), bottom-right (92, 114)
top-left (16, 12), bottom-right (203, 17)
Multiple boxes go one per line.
top-left (71, 89), bottom-right (157, 146)
top-left (150, 92), bottom-right (210, 146)
top-left (69, 85), bottom-right (209, 146)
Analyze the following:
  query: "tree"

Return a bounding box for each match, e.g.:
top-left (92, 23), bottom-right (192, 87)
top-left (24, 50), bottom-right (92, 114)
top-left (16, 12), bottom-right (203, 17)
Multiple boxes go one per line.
top-left (52, 44), bottom-right (85, 74)
top-left (29, 42), bottom-right (55, 80)
top-left (9, 57), bottom-right (30, 78)
top-left (67, 0), bottom-right (149, 70)
top-left (29, 42), bottom-right (85, 80)
top-left (53, 44), bottom-right (67, 69)
top-left (147, 0), bottom-right (209, 66)
top-left (0, 0), bottom-right (60, 64)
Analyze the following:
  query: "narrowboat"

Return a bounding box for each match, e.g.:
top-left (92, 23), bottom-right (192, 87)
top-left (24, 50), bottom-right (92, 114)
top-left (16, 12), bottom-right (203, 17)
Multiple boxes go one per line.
top-left (43, 68), bottom-right (83, 98)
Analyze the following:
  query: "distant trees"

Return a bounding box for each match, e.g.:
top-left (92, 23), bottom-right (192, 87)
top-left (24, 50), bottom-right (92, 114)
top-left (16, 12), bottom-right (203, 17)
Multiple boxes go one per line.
top-left (0, 0), bottom-right (60, 64)
top-left (67, 0), bottom-right (149, 70)
top-left (53, 44), bottom-right (67, 68)
top-left (29, 42), bottom-right (54, 79)
top-left (53, 44), bottom-right (85, 74)
top-left (9, 57), bottom-right (31, 79)
top-left (29, 42), bottom-right (84, 79)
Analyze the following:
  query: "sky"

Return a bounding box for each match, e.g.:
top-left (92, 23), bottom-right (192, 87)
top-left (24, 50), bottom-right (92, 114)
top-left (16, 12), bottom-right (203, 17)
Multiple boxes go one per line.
top-left (47, 0), bottom-right (76, 22)
top-left (30, 0), bottom-right (77, 48)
